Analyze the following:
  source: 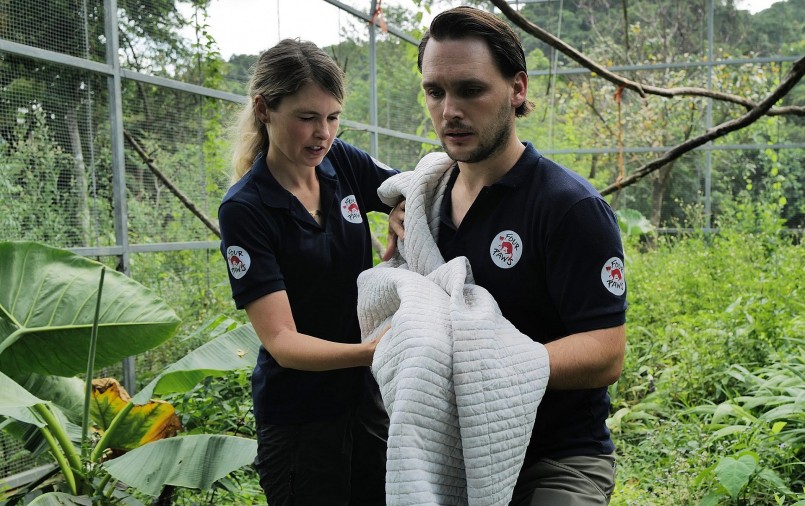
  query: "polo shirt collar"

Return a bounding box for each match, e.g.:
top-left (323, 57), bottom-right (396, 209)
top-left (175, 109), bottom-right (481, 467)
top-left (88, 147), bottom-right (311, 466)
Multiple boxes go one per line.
top-left (440, 143), bottom-right (543, 230)
top-left (252, 150), bottom-right (338, 210)
top-left (444, 142), bottom-right (543, 192)
top-left (492, 142), bottom-right (542, 189)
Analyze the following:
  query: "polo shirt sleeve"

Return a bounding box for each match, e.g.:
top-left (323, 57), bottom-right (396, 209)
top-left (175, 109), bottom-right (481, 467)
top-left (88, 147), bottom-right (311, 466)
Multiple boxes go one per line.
top-left (544, 196), bottom-right (628, 334)
top-left (336, 141), bottom-right (399, 213)
top-left (219, 199), bottom-right (285, 310)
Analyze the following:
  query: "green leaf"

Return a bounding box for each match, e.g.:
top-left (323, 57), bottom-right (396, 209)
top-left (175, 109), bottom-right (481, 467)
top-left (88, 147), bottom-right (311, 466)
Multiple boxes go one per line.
top-left (133, 324), bottom-right (260, 403)
top-left (712, 424), bottom-right (749, 439)
top-left (711, 402), bottom-right (757, 424)
top-left (699, 491), bottom-right (724, 506)
top-left (756, 467), bottom-right (792, 494)
top-left (771, 421), bottom-right (787, 434)
top-left (27, 492), bottom-right (92, 505)
top-left (616, 209), bottom-right (654, 237)
top-left (20, 373), bottom-right (86, 424)
top-left (0, 241), bottom-right (181, 377)
top-left (715, 454), bottom-right (758, 498)
top-left (0, 370), bottom-right (47, 426)
top-left (102, 434), bottom-right (257, 496)
top-left (761, 403), bottom-right (803, 420)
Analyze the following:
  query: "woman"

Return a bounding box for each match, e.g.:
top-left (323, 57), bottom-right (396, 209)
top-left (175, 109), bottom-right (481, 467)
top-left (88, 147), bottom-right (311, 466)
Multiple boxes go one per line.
top-left (219, 38), bottom-right (398, 505)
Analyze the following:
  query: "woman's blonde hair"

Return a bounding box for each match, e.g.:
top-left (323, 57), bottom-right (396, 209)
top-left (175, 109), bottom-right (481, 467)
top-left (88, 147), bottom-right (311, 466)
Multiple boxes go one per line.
top-left (230, 38), bottom-right (345, 183)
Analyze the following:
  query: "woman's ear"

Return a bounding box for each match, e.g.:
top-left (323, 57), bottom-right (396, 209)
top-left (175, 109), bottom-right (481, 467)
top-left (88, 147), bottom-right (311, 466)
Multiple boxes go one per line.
top-left (254, 95), bottom-right (269, 123)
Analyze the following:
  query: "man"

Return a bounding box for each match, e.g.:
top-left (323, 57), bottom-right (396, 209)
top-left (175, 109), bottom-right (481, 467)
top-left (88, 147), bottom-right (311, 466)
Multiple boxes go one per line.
top-left (416, 6), bottom-right (628, 505)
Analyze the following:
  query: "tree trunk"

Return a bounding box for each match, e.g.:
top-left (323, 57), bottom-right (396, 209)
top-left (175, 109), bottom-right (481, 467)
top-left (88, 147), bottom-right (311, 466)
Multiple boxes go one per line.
top-left (65, 109), bottom-right (90, 245)
top-left (650, 162), bottom-right (675, 227)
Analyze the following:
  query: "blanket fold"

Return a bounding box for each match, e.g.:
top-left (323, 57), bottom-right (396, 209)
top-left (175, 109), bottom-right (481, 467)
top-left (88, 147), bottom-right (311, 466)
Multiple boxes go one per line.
top-left (358, 152), bottom-right (550, 506)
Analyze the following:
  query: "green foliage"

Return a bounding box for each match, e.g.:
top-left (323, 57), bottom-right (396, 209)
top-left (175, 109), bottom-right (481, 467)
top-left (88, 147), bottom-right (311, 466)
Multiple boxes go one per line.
top-left (0, 242), bottom-right (260, 504)
top-left (1, 0), bottom-right (803, 503)
top-left (159, 369), bottom-right (262, 505)
top-left (0, 107), bottom-right (85, 246)
top-left (128, 249), bottom-right (237, 386)
top-left (691, 355), bottom-right (805, 504)
top-left (616, 208), bottom-right (655, 240)
top-left (612, 191), bottom-right (805, 505)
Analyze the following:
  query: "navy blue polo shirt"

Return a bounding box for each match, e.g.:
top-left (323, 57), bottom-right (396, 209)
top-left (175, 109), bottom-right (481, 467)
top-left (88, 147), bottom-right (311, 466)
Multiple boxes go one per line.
top-left (437, 143), bottom-right (627, 461)
top-left (218, 138), bottom-right (397, 425)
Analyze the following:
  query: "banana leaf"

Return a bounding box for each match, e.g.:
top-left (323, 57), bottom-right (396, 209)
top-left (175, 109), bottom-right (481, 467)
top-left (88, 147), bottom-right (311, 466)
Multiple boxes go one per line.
top-left (27, 492), bottom-right (92, 505)
top-left (0, 241), bottom-right (181, 377)
top-left (91, 378), bottom-right (180, 451)
top-left (102, 434), bottom-right (257, 496)
top-left (0, 370), bottom-right (46, 426)
top-left (133, 323), bottom-right (260, 403)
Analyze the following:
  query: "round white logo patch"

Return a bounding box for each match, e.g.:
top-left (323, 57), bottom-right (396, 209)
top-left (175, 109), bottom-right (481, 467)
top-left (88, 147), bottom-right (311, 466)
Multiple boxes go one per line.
top-left (489, 230), bottom-right (523, 269)
top-left (340, 195), bottom-right (363, 223)
top-left (601, 257), bottom-right (626, 296)
top-left (226, 246), bottom-right (251, 279)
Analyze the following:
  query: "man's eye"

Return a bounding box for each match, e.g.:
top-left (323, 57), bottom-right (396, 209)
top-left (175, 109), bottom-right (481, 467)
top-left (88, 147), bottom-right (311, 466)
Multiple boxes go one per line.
top-left (426, 89), bottom-right (443, 98)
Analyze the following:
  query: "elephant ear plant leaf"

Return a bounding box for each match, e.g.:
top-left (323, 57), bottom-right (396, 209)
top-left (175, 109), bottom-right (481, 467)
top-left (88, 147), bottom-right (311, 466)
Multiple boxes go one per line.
top-left (0, 241), bottom-right (181, 377)
top-left (0, 242), bottom-right (260, 502)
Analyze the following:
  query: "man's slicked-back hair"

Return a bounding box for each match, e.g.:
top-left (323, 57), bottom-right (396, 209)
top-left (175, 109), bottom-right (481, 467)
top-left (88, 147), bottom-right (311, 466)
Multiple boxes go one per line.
top-left (417, 6), bottom-right (534, 117)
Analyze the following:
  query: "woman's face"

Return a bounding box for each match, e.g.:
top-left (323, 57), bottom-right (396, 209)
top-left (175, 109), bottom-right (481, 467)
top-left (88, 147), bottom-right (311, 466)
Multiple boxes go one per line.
top-left (262, 82), bottom-right (342, 172)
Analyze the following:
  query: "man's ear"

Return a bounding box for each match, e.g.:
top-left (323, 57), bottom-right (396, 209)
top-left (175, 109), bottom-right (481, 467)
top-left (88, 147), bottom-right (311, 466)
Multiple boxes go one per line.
top-left (254, 95), bottom-right (269, 123)
top-left (511, 71), bottom-right (528, 109)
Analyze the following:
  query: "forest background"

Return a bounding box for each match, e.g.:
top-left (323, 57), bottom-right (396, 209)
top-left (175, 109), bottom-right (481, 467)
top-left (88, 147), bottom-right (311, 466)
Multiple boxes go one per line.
top-left (0, 0), bottom-right (803, 504)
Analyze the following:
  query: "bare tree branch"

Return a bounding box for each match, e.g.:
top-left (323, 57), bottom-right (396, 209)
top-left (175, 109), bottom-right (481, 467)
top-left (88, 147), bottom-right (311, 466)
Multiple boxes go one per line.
top-left (599, 56), bottom-right (805, 196)
top-left (124, 130), bottom-right (221, 238)
top-left (490, 0), bottom-right (805, 116)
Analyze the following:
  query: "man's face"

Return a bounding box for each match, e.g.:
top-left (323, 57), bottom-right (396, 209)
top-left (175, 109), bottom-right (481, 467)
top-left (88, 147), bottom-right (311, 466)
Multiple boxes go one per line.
top-left (420, 37), bottom-right (519, 164)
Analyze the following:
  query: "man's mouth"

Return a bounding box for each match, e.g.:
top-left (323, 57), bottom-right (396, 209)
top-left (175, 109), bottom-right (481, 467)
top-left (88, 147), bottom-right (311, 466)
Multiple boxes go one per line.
top-left (444, 129), bottom-right (473, 140)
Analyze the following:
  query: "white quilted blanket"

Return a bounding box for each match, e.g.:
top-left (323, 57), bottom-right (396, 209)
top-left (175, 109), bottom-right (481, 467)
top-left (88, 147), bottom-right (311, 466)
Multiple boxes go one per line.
top-left (357, 153), bottom-right (551, 505)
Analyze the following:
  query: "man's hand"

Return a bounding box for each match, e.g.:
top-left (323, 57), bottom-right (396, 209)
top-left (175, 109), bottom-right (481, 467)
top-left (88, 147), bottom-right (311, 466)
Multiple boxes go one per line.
top-left (382, 200), bottom-right (406, 261)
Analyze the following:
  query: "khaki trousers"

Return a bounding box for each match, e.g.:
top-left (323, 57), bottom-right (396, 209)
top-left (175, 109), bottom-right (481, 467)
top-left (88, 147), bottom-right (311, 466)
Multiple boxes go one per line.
top-left (509, 454), bottom-right (617, 506)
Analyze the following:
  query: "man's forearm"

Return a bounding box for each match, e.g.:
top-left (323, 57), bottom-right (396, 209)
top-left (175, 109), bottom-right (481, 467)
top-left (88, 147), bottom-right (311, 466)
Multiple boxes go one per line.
top-left (544, 325), bottom-right (626, 389)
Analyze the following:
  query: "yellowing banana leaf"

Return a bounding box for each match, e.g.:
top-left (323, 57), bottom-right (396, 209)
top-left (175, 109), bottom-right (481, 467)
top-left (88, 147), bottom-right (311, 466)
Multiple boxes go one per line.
top-left (102, 434), bottom-right (257, 496)
top-left (0, 241), bottom-right (181, 377)
top-left (91, 378), bottom-right (180, 452)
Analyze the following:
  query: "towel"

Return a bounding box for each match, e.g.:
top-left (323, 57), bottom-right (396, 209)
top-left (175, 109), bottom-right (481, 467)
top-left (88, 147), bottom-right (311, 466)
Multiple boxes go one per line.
top-left (357, 152), bottom-right (551, 505)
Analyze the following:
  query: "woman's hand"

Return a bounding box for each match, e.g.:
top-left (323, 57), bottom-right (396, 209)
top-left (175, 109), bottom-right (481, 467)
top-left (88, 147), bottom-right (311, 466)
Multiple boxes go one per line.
top-left (382, 200), bottom-right (406, 261)
top-left (363, 325), bottom-right (392, 364)
top-left (247, 293), bottom-right (389, 371)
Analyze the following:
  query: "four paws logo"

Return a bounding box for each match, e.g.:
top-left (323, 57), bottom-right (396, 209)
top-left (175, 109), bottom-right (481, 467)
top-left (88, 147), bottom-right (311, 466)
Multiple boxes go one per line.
top-left (340, 195), bottom-right (363, 224)
top-left (489, 230), bottom-right (523, 269)
top-left (601, 257), bottom-right (626, 296)
top-left (226, 246), bottom-right (251, 279)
